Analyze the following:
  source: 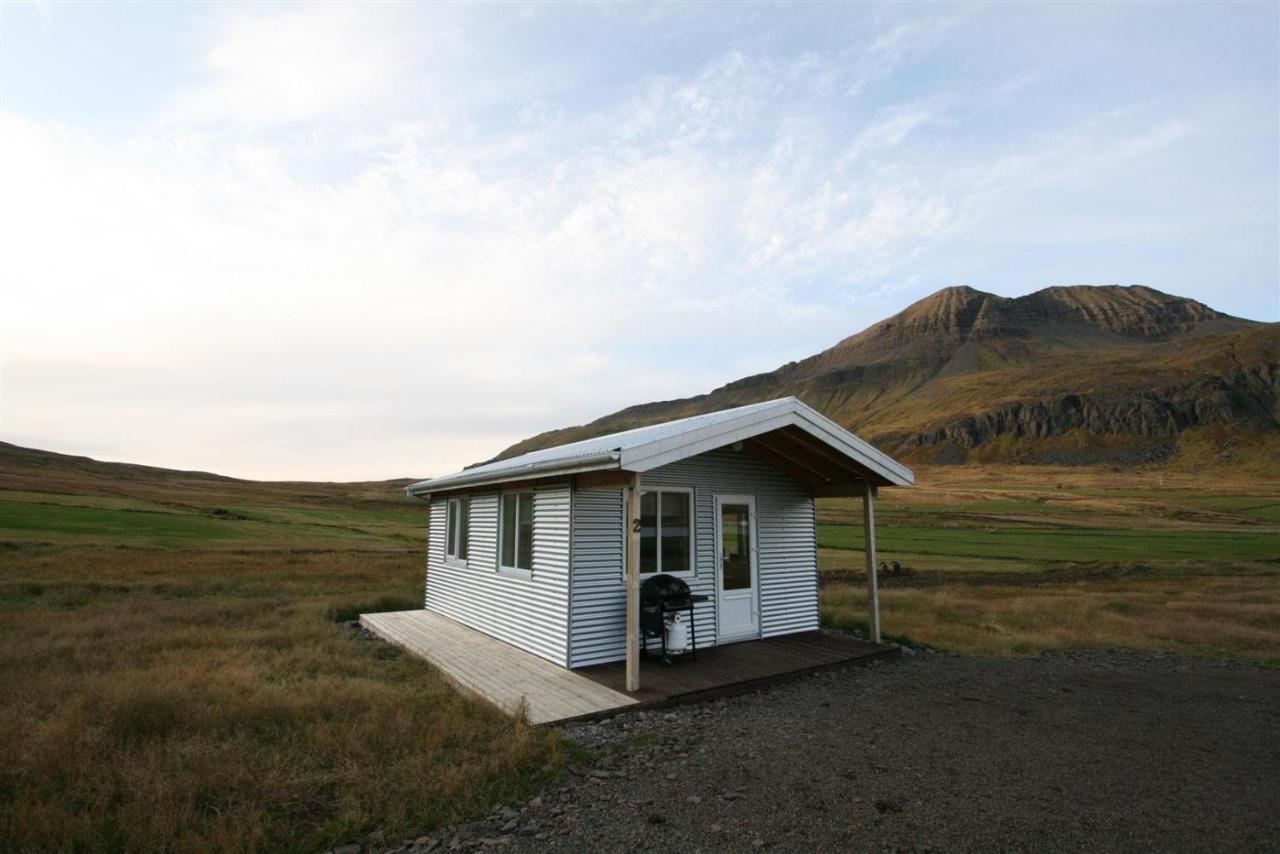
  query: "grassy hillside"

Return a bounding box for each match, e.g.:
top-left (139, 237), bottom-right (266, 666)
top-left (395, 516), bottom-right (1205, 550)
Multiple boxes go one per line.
top-left (1, 443), bottom-right (1277, 850)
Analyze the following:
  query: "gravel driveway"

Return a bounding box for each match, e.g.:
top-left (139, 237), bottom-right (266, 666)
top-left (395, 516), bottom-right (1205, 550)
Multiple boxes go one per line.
top-left (392, 649), bottom-right (1280, 853)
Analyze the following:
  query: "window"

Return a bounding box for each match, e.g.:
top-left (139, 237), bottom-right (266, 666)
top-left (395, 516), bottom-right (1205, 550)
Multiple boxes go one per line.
top-left (639, 488), bottom-right (692, 575)
top-left (499, 491), bottom-right (534, 573)
top-left (445, 496), bottom-right (469, 562)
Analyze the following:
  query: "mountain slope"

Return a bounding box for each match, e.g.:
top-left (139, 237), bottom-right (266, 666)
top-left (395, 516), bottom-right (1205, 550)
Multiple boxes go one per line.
top-left (499, 285), bottom-right (1280, 469)
top-left (0, 442), bottom-right (413, 511)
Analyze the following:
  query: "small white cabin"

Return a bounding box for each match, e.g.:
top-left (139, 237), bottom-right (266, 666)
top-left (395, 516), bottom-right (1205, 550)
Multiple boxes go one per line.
top-left (405, 397), bottom-right (912, 688)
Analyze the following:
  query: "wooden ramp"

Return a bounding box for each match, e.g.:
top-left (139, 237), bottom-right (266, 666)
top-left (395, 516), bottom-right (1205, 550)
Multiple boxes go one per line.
top-left (359, 610), bottom-right (638, 724)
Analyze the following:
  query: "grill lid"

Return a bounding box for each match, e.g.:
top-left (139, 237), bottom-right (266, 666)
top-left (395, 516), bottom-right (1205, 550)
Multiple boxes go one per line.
top-left (640, 573), bottom-right (691, 605)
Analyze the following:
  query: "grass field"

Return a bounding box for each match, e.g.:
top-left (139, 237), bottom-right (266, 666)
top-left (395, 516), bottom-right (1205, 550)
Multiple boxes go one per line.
top-left (1, 444), bottom-right (1278, 850)
top-left (817, 464), bottom-right (1280, 665)
top-left (0, 447), bottom-right (572, 852)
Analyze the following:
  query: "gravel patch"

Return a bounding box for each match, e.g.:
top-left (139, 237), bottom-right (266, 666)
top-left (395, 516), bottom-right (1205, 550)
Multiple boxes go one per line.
top-left (367, 650), bottom-right (1279, 853)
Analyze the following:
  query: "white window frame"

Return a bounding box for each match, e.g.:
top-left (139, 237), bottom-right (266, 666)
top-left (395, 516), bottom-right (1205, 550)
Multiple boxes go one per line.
top-left (638, 486), bottom-right (695, 578)
top-left (445, 496), bottom-right (469, 566)
top-left (497, 489), bottom-right (535, 579)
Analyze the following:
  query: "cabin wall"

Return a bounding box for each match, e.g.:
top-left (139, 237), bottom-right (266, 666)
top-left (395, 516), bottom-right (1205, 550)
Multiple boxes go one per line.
top-left (424, 482), bottom-right (571, 666)
top-left (567, 486), bottom-right (626, 667)
top-left (568, 447), bottom-right (818, 668)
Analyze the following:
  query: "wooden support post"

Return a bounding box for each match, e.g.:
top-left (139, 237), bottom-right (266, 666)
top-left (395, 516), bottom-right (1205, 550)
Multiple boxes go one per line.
top-left (862, 480), bottom-right (881, 644)
top-left (625, 472), bottom-right (641, 692)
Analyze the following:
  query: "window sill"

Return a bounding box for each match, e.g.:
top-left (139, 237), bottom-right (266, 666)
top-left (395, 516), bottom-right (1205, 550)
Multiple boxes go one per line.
top-left (445, 558), bottom-right (469, 569)
top-left (498, 566), bottom-right (532, 580)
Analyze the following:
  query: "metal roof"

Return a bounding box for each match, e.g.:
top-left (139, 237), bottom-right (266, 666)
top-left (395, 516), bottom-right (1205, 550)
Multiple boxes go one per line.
top-left (405, 396), bottom-right (914, 496)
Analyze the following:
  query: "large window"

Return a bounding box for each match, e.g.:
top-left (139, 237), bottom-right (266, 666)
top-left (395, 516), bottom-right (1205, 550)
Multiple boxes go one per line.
top-left (445, 496), bottom-right (469, 562)
top-left (499, 491), bottom-right (535, 573)
top-left (639, 488), bottom-right (692, 575)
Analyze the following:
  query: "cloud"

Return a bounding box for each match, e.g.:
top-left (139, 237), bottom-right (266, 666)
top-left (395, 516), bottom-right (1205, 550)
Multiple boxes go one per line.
top-left (2, 36), bottom-right (960, 479)
top-left (164, 4), bottom-right (415, 127)
top-left (844, 13), bottom-right (961, 98)
top-left (4, 4), bottom-right (1271, 479)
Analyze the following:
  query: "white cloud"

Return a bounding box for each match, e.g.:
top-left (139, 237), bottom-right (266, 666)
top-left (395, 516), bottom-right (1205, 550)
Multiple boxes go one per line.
top-left (0, 51), bottom-right (1089, 480)
top-left (844, 14), bottom-right (961, 98)
top-left (4, 4), bottom-right (1262, 479)
top-left (164, 4), bottom-right (416, 127)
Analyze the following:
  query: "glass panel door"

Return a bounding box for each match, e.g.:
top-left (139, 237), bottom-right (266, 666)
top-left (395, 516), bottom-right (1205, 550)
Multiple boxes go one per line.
top-left (721, 503), bottom-right (752, 590)
top-left (715, 495), bottom-right (759, 642)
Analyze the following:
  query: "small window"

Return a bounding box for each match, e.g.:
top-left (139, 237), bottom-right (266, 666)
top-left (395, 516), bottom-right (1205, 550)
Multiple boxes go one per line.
top-left (499, 491), bottom-right (534, 573)
top-left (445, 496), bottom-right (469, 562)
top-left (640, 488), bottom-right (692, 575)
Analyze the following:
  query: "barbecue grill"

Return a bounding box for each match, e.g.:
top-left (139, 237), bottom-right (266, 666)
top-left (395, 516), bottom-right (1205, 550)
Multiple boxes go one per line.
top-left (639, 574), bottom-right (709, 664)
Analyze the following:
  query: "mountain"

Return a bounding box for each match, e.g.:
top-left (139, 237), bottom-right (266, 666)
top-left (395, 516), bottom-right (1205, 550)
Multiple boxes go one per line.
top-left (499, 285), bottom-right (1280, 469)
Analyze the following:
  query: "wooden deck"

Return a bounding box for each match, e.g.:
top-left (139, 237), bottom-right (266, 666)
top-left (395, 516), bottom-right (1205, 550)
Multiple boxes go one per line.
top-left (578, 631), bottom-right (895, 707)
top-left (359, 610), bottom-right (637, 724)
top-left (360, 609), bottom-right (895, 725)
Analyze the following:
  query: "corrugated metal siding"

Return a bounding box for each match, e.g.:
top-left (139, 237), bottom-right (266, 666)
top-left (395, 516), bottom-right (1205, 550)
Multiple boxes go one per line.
top-left (568, 448), bottom-right (817, 668)
top-left (568, 487), bottom-right (626, 667)
top-left (424, 483), bottom-right (571, 666)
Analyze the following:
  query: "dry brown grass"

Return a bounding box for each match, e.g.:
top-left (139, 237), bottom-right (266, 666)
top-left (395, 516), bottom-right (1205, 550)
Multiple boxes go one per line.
top-left (822, 574), bottom-right (1280, 666)
top-left (818, 465), bottom-right (1280, 666)
top-left (0, 546), bottom-right (569, 852)
top-left (4, 443), bottom-right (1277, 849)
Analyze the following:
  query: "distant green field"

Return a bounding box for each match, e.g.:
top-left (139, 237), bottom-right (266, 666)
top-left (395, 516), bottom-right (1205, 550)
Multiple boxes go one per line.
top-left (0, 495), bottom-right (421, 549)
top-left (1171, 496), bottom-right (1280, 522)
top-left (817, 523), bottom-right (1279, 567)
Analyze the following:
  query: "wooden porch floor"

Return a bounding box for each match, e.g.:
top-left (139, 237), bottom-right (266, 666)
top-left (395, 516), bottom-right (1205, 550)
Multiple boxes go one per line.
top-left (359, 609), bottom-right (895, 725)
top-left (577, 631), bottom-right (895, 707)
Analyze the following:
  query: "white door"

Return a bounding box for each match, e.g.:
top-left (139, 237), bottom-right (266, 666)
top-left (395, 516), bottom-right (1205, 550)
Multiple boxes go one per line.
top-left (715, 494), bottom-right (759, 642)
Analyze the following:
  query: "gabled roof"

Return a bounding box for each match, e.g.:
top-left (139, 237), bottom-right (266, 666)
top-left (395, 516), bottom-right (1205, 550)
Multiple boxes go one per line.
top-left (406, 397), bottom-right (914, 497)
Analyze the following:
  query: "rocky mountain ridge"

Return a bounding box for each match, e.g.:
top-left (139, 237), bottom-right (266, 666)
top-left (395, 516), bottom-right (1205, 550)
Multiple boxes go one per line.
top-left (499, 285), bottom-right (1279, 469)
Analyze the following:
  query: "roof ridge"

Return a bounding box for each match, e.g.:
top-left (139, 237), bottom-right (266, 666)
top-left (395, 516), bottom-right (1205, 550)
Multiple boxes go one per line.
top-left (458, 397), bottom-right (796, 472)
top-left (405, 395), bottom-right (912, 494)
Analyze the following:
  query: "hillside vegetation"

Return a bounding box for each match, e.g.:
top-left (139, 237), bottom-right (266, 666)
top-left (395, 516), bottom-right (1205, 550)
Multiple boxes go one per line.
top-left (0, 444), bottom-right (568, 851)
top-left (2, 437), bottom-right (1278, 850)
top-left (815, 465), bottom-right (1279, 663)
top-left (497, 285), bottom-right (1280, 471)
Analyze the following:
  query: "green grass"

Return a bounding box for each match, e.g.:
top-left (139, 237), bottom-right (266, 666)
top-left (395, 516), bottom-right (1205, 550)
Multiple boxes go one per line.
top-left (0, 489), bottom-right (193, 513)
top-left (0, 497), bottom-right (420, 550)
top-left (0, 500), bottom-right (245, 546)
top-left (0, 476), bottom-right (564, 852)
top-left (817, 523), bottom-right (1279, 567)
top-left (815, 467), bottom-right (1280, 665)
top-left (1169, 496), bottom-right (1280, 522)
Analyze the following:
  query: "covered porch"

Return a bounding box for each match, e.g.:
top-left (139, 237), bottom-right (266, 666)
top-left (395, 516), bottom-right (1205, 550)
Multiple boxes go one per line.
top-left (577, 629), bottom-right (896, 708)
top-left (610, 418), bottom-right (899, 693)
top-left (360, 609), bottom-right (895, 725)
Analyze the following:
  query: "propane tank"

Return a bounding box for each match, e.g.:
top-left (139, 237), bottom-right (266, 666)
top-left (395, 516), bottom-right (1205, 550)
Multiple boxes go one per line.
top-left (664, 612), bottom-right (689, 653)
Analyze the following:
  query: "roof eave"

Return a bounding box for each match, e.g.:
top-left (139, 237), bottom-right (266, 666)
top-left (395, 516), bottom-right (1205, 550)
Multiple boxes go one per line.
top-left (404, 451), bottom-right (622, 499)
top-left (618, 400), bottom-right (914, 488)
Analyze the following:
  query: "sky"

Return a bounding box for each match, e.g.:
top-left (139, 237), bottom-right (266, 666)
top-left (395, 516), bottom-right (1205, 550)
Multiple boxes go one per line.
top-left (1, 1), bottom-right (1277, 481)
